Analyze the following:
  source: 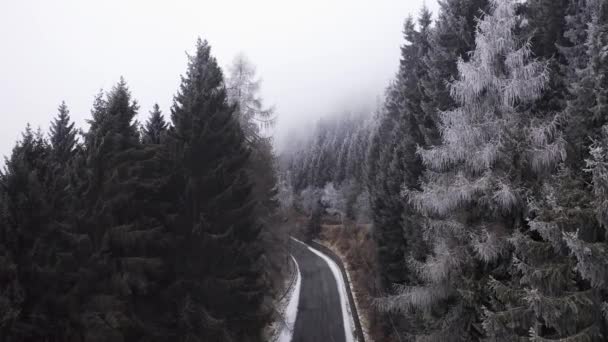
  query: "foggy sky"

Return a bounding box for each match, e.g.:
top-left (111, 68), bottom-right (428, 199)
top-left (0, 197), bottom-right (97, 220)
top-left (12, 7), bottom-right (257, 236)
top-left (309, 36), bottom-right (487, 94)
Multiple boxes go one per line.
top-left (0, 0), bottom-right (439, 157)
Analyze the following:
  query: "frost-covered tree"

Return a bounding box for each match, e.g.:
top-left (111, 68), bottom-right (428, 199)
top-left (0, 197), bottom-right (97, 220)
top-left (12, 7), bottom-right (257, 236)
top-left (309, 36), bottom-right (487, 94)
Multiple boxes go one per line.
top-left (494, 2), bottom-right (608, 340)
top-left (277, 178), bottom-right (295, 215)
top-left (421, 0), bottom-right (489, 147)
top-left (281, 111), bottom-right (372, 222)
top-left (385, 1), bottom-right (556, 340)
top-left (321, 182), bottom-right (346, 220)
top-left (297, 186), bottom-right (322, 216)
top-left (354, 189), bottom-right (372, 224)
top-left (563, 125), bottom-right (608, 338)
top-left (226, 53), bottom-right (276, 142)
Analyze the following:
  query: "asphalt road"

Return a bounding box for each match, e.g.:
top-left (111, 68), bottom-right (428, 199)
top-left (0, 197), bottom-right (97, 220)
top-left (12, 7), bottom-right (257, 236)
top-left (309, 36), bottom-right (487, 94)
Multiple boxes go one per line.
top-left (290, 239), bottom-right (346, 342)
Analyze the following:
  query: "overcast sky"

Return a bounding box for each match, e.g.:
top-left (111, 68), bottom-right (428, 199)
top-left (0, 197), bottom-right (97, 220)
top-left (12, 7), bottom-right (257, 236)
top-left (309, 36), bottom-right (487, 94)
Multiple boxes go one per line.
top-left (0, 0), bottom-right (438, 157)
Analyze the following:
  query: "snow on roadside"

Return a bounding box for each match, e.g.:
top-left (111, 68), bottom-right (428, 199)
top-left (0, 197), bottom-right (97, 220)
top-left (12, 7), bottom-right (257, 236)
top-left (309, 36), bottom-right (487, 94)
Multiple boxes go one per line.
top-left (276, 255), bottom-right (302, 342)
top-left (320, 241), bottom-right (374, 342)
top-left (292, 237), bottom-right (357, 342)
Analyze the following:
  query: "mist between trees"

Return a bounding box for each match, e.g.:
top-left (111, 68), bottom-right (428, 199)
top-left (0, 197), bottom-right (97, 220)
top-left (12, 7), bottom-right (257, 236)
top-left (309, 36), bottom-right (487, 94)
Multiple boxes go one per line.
top-left (3, 0), bottom-right (608, 341)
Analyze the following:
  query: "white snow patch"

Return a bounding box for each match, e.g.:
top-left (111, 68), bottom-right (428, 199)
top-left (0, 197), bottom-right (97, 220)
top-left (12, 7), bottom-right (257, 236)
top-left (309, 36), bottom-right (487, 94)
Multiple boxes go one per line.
top-left (292, 238), bottom-right (357, 342)
top-left (277, 255), bottom-right (302, 342)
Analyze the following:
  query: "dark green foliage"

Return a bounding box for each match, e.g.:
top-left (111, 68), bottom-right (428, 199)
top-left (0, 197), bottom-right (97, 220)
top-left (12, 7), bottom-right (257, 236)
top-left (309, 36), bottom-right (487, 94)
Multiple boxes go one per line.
top-left (525, 0), bottom-right (570, 58)
top-left (168, 38), bottom-right (269, 342)
top-left (0, 126), bottom-right (56, 340)
top-left (0, 40), bottom-right (274, 342)
top-left (142, 103), bottom-right (168, 144)
top-left (49, 102), bottom-right (77, 163)
top-left (72, 80), bottom-right (175, 341)
top-left (366, 10), bottom-right (435, 297)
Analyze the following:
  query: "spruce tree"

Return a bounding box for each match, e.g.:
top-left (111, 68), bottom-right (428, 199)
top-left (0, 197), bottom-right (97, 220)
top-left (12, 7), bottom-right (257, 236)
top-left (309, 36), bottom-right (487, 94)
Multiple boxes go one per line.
top-left (525, 0), bottom-right (570, 59)
top-left (367, 12), bottom-right (435, 337)
top-left (168, 38), bottom-right (269, 341)
top-left (559, 2), bottom-right (608, 339)
top-left (564, 126), bottom-right (608, 338)
top-left (0, 125), bottom-right (57, 340)
top-left (49, 101), bottom-right (77, 164)
top-left (369, 10), bottom-right (433, 293)
top-left (421, 0), bottom-right (489, 147)
top-left (0, 189), bottom-right (22, 339)
top-left (74, 79), bottom-right (176, 341)
top-left (387, 1), bottom-right (553, 340)
top-left (142, 103), bottom-right (167, 144)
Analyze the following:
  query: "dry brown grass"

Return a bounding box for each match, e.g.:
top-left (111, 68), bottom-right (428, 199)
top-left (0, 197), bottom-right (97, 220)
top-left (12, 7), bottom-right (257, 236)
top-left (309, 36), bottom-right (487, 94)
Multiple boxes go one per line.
top-left (318, 222), bottom-right (390, 342)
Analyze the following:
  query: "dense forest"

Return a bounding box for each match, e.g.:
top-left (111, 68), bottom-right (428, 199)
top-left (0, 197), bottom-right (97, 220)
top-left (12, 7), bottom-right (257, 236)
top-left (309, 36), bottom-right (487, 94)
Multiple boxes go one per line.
top-left (0, 39), bottom-right (284, 341)
top-left (3, 0), bottom-right (608, 341)
top-left (281, 0), bottom-right (608, 340)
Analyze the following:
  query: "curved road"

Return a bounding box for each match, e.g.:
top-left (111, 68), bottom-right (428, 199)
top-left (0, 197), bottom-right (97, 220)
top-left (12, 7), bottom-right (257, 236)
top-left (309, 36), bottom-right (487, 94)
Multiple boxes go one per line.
top-left (289, 239), bottom-right (348, 342)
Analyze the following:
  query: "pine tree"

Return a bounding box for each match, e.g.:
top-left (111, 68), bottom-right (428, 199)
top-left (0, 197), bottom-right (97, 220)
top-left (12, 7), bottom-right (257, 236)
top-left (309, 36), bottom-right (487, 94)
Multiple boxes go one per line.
top-left (168, 38), bottom-right (269, 341)
top-left (141, 103), bottom-right (168, 144)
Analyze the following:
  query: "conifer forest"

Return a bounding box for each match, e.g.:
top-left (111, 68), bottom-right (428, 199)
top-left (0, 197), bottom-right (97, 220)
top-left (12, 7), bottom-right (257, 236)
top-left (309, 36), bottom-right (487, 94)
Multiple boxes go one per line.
top-left (3, 0), bottom-right (608, 341)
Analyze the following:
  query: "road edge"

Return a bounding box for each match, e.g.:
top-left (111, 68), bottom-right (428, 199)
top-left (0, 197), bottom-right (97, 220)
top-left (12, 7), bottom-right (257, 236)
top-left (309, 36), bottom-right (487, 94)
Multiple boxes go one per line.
top-left (292, 237), bottom-right (366, 342)
top-left (276, 255), bottom-right (302, 342)
top-left (308, 241), bottom-right (366, 342)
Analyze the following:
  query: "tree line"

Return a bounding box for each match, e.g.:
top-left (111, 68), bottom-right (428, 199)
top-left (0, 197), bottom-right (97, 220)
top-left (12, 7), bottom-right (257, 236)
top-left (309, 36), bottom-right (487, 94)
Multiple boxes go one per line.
top-left (0, 39), bottom-right (282, 342)
top-left (281, 0), bottom-right (608, 340)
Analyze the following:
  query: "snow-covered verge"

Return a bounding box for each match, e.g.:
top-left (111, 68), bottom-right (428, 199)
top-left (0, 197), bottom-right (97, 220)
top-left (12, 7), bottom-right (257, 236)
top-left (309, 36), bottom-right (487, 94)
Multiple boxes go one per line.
top-left (316, 239), bottom-right (374, 342)
top-left (266, 255), bottom-right (302, 342)
top-left (316, 223), bottom-right (381, 342)
top-left (292, 237), bottom-right (357, 342)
